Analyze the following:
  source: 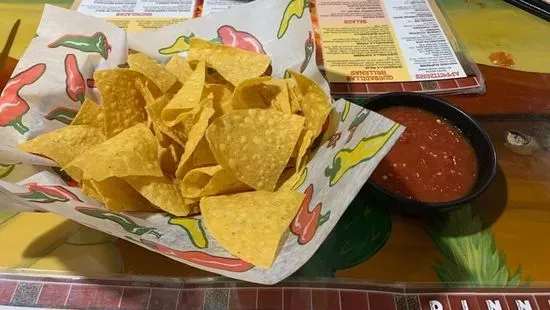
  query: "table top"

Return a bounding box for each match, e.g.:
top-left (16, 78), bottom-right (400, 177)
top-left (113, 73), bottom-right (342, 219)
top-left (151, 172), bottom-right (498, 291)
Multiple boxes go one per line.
top-left (0, 0), bottom-right (549, 289)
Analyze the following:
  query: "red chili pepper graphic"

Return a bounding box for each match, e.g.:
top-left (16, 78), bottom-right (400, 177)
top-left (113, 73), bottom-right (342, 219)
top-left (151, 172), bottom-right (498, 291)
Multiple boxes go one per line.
top-left (86, 79), bottom-right (95, 88)
top-left (141, 239), bottom-right (254, 272)
top-left (217, 25), bottom-right (266, 54)
top-left (299, 31), bottom-right (314, 73)
top-left (64, 54), bottom-right (86, 104)
top-left (291, 184), bottom-right (331, 245)
top-left (0, 63), bottom-right (46, 134)
top-left (27, 183), bottom-right (82, 202)
top-left (327, 131), bottom-right (341, 149)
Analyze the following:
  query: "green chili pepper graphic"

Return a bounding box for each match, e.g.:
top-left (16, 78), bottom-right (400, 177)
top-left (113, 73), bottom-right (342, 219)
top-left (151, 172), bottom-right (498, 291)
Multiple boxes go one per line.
top-left (44, 107), bottom-right (78, 125)
top-left (18, 190), bottom-right (69, 203)
top-left (75, 206), bottom-right (161, 237)
top-left (49, 32), bottom-right (111, 59)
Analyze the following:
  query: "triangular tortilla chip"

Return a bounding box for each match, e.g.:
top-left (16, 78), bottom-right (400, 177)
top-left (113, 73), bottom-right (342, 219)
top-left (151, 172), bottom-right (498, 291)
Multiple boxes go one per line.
top-left (128, 53), bottom-right (178, 93)
top-left (71, 99), bottom-right (104, 130)
top-left (165, 56), bottom-right (194, 84)
top-left (66, 123), bottom-right (163, 181)
top-left (201, 190), bottom-right (305, 268)
top-left (188, 38), bottom-right (271, 86)
top-left (161, 60), bottom-right (205, 127)
top-left (181, 165), bottom-right (249, 198)
top-left (90, 177), bottom-right (156, 212)
top-left (125, 176), bottom-right (192, 216)
top-left (175, 97), bottom-right (215, 179)
top-left (18, 125), bottom-right (105, 181)
top-left (94, 69), bottom-right (148, 137)
top-left (206, 109), bottom-right (304, 191)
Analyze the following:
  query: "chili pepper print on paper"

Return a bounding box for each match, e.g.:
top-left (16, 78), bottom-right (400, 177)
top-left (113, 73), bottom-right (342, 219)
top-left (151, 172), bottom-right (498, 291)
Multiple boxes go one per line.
top-left (327, 131), bottom-right (341, 149)
top-left (48, 32), bottom-right (111, 60)
top-left (278, 0), bottom-right (308, 39)
top-left (140, 239), bottom-right (254, 272)
top-left (0, 63), bottom-right (46, 135)
top-left (18, 183), bottom-right (82, 203)
top-left (75, 206), bottom-right (162, 238)
top-left (0, 163), bottom-right (15, 179)
top-left (168, 217), bottom-right (208, 249)
top-left (44, 107), bottom-right (78, 125)
top-left (158, 33), bottom-right (195, 55)
top-left (217, 25), bottom-right (266, 54)
top-left (292, 167), bottom-right (308, 190)
top-left (347, 110), bottom-right (370, 143)
top-left (64, 54), bottom-right (86, 104)
top-left (341, 101), bottom-right (351, 122)
top-left (325, 123), bottom-right (400, 186)
top-left (299, 31), bottom-right (314, 72)
top-left (291, 184), bottom-right (330, 245)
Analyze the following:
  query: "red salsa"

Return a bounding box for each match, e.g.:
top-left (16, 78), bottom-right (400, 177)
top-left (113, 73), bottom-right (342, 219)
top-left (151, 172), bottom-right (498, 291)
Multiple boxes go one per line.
top-left (372, 106), bottom-right (478, 203)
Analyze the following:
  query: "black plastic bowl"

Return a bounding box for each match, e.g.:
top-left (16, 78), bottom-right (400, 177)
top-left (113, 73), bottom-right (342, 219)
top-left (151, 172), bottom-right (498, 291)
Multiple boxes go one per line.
top-left (362, 92), bottom-right (497, 216)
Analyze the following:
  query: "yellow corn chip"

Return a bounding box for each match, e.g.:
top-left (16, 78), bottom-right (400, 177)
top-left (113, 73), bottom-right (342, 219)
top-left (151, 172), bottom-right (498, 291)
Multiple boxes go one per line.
top-left (294, 130), bottom-right (314, 172)
top-left (201, 190), bottom-right (305, 268)
top-left (71, 99), bottom-right (104, 129)
top-left (206, 109), bottom-right (304, 191)
top-left (232, 77), bottom-right (271, 110)
top-left (204, 83), bottom-right (233, 119)
top-left (136, 80), bottom-right (187, 146)
top-left (188, 38), bottom-right (271, 86)
top-left (289, 71), bottom-right (332, 137)
top-left (181, 165), bottom-right (249, 199)
top-left (158, 143), bottom-right (183, 177)
top-left (286, 78), bottom-right (302, 114)
top-left (125, 176), bottom-right (192, 216)
top-left (18, 125), bottom-right (105, 181)
top-left (81, 179), bottom-right (101, 200)
top-left (165, 56), bottom-right (194, 84)
top-left (94, 69), bottom-right (148, 137)
top-left (192, 137), bottom-right (217, 167)
top-left (91, 177), bottom-right (156, 212)
top-left (128, 53), bottom-right (178, 93)
top-left (265, 79), bottom-right (291, 114)
top-left (175, 98), bottom-right (216, 179)
top-left (161, 60), bottom-right (205, 127)
top-left (66, 123), bottom-right (163, 181)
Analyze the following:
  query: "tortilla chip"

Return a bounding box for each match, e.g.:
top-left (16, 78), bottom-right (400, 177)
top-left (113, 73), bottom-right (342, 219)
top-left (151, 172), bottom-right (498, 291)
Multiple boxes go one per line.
top-left (232, 77), bottom-right (272, 110)
top-left (18, 125), bottom-right (105, 181)
top-left (206, 109), bottom-right (304, 191)
top-left (158, 143), bottom-right (183, 177)
top-left (128, 53), bottom-right (178, 93)
top-left (125, 176), bottom-right (192, 216)
top-left (94, 69), bottom-right (148, 137)
top-left (192, 137), bottom-right (217, 167)
top-left (165, 56), bottom-right (194, 84)
top-left (289, 71), bottom-right (332, 137)
top-left (66, 123), bottom-right (163, 181)
top-left (161, 60), bottom-right (205, 127)
top-left (265, 79), bottom-right (291, 114)
top-left (286, 78), bottom-right (302, 114)
top-left (294, 130), bottom-right (314, 172)
top-left (188, 38), bottom-right (271, 86)
top-left (71, 98), bottom-right (104, 129)
top-left (201, 190), bottom-right (305, 268)
top-left (81, 179), bottom-right (101, 200)
top-left (136, 80), bottom-right (187, 146)
top-left (181, 165), bottom-right (249, 198)
top-left (91, 177), bottom-right (156, 212)
top-left (175, 98), bottom-right (216, 179)
top-left (204, 83), bottom-right (233, 119)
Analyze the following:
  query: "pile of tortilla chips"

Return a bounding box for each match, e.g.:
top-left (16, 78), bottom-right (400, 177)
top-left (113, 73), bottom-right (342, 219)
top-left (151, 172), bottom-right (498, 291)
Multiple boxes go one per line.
top-left (18, 38), bottom-right (332, 268)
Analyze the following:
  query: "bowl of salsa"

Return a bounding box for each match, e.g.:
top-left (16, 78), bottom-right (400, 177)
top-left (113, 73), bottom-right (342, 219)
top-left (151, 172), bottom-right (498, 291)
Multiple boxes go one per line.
top-left (363, 92), bottom-right (496, 215)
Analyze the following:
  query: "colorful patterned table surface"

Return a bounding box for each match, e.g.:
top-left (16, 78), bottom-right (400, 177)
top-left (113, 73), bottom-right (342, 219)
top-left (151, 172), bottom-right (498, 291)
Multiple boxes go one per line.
top-left (0, 0), bottom-right (550, 295)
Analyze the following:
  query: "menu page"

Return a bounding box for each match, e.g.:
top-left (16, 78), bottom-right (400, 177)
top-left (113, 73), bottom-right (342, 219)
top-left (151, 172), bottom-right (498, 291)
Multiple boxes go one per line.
top-left (315, 0), bottom-right (466, 83)
top-left (72, 0), bottom-right (251, 31)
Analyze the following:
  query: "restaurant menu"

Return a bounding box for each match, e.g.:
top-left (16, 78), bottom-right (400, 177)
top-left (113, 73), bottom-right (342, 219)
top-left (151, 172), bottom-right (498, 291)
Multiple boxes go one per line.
top-left (71, 0), bottom-right (253, 31)
top-left (71, 0), bottom-right (484, 96)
